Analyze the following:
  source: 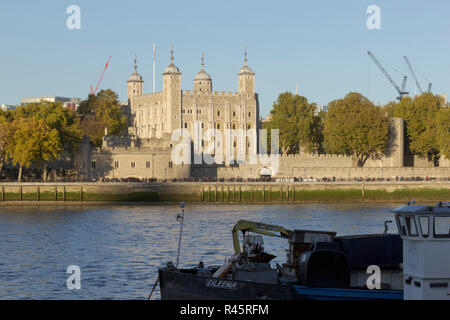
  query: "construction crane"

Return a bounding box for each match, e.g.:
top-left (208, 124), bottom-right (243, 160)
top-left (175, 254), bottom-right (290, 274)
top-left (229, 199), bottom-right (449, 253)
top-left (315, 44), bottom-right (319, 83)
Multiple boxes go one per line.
top-left (367, 51), bottom-right (409, 101)
top-left (90, 56), bottom-right (112, 95)
top-left (403, 56), bottom-right (432, 94)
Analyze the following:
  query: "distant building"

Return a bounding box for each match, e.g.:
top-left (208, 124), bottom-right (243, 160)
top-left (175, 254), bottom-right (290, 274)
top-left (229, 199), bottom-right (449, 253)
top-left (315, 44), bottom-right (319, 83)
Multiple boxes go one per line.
top-left (259, 114), bottom-right (271, 126)
top-left (439, 94), bottom-right (449, 107)
top-left (315, 104), bottom-right (327, 114)
top-left (20, 96), bottom-right (81, 111)
top-left (0, 104), bottom-right (16, 111)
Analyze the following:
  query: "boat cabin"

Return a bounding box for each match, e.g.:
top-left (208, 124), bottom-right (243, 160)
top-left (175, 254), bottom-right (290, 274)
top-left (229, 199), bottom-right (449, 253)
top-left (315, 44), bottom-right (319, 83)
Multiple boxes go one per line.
top-left (393, 202), bottom-right (450, 300)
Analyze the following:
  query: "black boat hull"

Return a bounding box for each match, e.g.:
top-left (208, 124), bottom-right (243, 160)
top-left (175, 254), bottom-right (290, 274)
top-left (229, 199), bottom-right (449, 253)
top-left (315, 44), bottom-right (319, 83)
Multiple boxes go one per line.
top-left (159, 268), bottom-right (300, 300)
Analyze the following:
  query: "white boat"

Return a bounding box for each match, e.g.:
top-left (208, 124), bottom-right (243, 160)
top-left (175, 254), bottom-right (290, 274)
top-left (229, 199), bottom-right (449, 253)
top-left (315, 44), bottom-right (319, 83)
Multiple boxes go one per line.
top-left (393, 201), bottom-right (450, 300)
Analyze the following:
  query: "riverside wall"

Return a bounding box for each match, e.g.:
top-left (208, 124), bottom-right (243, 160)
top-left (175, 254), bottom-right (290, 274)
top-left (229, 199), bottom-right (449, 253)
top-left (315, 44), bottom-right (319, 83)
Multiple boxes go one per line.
top-left (1, 181), bottom-right (449, 204)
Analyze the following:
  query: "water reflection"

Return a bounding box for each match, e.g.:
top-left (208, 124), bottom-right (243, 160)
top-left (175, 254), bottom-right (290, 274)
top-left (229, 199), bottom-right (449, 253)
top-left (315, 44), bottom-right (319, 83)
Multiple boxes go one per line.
top-left (0, 203), bottom-right (398, 299)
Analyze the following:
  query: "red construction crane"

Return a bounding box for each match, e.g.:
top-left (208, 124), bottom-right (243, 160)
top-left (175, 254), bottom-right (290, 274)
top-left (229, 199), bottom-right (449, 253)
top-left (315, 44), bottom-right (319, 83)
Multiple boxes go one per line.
top-left (90, 56), bottom-right (112, 95)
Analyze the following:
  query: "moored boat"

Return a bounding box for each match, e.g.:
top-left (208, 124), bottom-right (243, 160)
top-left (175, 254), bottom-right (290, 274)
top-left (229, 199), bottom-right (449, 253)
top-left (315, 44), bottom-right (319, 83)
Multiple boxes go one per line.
top-left (157, 202), bottom-right (450, 300)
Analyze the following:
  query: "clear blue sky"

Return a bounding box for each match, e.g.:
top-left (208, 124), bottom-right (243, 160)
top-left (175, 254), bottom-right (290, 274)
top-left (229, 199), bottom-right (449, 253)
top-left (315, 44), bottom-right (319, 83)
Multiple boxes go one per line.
top-left (1, 0), bottom-right (449, 116)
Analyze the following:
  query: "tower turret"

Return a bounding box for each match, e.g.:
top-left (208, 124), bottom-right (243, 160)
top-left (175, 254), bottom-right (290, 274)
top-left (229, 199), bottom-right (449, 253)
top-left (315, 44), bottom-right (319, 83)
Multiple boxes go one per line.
top-left (238, 46), bottom-right (255, 94)
top-left (193, 52), bottom-right (212, 93)
top-left (163, 45), bottom-right (182, 135)
top-left (127, 54), bottom-right (143, 102)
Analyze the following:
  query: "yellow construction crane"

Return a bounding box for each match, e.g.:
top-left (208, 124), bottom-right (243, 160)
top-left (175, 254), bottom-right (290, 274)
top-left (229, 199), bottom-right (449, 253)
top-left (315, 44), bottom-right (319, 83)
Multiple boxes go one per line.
top-left (232, 220), bottom-right (293, 254)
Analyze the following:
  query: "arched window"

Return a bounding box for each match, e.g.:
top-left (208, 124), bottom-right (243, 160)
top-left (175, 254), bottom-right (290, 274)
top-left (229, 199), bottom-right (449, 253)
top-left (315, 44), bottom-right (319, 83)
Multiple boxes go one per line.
top-left (184, 122), bottom-right (188, 129)
top-left (248, 112), bottom-right (251, 118)
top-left (247, 124), bottom-right (251, 129)
top-left (216, 123), bottom-right (221, 129)
top-left (232, 124), bottom-right (236, 129)
top-left (217, 110), bottom-right (221, 116)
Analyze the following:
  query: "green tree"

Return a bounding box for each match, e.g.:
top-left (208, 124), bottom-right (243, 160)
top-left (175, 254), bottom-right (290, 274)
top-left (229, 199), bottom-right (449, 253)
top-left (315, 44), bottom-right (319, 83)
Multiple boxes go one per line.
top-left (437, 107), bottom-right (450, 159)
top-left (7, 118), bottom-right (47, 182)
top-left (265, 92), bottom-right (323, 154)
top-left (324, 92), bottom-right (390, 167)
top-left (14, 102), bottom-right (82, 180)
top-left (78, 89), bottom-right (127, 146)
top-left (77, 93), bottom-right (97, 119)
top-left (392, 93), bottom-right (443, 164)
top-left (0, 112), bottom-right (13, 176)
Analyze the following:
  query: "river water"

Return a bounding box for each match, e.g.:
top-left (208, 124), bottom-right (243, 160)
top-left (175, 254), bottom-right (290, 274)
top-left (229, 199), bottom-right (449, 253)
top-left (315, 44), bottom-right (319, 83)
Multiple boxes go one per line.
top-left (0, 203), bottom-right (400, 299)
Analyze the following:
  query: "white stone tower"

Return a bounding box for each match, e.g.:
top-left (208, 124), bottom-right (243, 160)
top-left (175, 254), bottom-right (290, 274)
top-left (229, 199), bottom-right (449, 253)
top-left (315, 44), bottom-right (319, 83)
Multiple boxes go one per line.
top-left (193, 52), bottom-right (212, 93)
top-left (127, 54), bottom-right (144, 103)
top-left (238, 46), bottom-right (255, 94)
top-left (162, 45), bottom-right (182, 135)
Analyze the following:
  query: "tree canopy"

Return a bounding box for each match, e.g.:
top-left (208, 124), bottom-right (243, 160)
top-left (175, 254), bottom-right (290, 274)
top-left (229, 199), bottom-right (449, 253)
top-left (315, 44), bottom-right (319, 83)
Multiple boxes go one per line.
top-left (323, 92), bottom-right (390, 167)
top-left (264, 92), bottom-right (323, 154)
top-left (78, 90), bottom-right (127, 146)
top-left (437, 107), bottom-right (450, 160)
top-left (388, 92), bottom-right (444, 163)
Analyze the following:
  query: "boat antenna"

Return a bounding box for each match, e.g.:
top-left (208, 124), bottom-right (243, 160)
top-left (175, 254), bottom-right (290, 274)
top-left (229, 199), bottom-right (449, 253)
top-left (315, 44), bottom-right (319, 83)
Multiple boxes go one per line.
top-left (148, 201), bottom-right (186, 300)
top-left (176, 202), bottom-right (186, 268)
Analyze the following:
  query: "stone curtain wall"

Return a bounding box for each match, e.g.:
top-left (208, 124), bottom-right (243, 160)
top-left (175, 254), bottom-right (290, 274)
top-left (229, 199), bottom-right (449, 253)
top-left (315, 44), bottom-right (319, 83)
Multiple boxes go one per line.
top-left (216, 159), bottom-right (450, 180)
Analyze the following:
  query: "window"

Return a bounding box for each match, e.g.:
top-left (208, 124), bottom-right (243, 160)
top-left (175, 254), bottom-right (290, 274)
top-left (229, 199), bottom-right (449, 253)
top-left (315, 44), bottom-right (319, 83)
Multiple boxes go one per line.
top-left (419, 216), bottom-right (429, 238)
top-left (91, 161), bottom-right (96, 169)
top-left (131, 162), bottom-right (135, 168)
top-left (217, 110), bottom-right (221, 116)
top-left (169, 161), bottom-right (173, 168)
top-left (233, 111), bottom-right (236, 117)
top-left (146, 161), bottom-right (151, 168)
top-left (201, 122), bottom-right (204, 129)
top-left (434, 216), bottom-right (450, 238)
top-left (216, 123), bottom-right (221, 129)
top-left (405, 215), bottom-right (418, 237)
top-left (114, 161), bottom-right (119, 169)
top-left (247, 124), bottom-right (251, 129)
top-left (232, 124), bottom-right (236, 129)
top-left (396, 215), bottom-right (407, 236)
top-left (184, 122), bottom-right (188, 129)
top-left (248, 112), bottom-right (251, 117)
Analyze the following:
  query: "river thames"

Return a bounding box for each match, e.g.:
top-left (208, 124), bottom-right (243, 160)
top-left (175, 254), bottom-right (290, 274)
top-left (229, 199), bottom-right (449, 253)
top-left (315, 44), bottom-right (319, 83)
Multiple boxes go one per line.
top-left (0, 203), bottom-right (400, 299)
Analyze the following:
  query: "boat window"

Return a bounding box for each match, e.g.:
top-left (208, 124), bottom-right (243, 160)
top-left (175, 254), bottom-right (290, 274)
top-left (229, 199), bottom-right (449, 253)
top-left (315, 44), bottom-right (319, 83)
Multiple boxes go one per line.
top-left (396, 215), bottom-right (407, 236)
top-left (434, 216), bottom-right (450, 238)
top-left (418, 216), bottom-right (429, 238)
top-left (405, 215), bottom-right (418, 237)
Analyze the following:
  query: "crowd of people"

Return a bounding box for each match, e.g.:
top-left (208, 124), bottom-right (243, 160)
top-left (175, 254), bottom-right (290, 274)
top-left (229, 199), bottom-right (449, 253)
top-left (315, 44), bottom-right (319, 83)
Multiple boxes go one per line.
top-left (1, 171), bottom-right (449, 183)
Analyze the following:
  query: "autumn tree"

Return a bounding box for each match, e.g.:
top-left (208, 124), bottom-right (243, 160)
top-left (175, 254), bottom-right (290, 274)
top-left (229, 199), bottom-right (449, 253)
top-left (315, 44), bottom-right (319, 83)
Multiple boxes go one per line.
top-left (391, 93), bottom-right (443, 164)
top-left (324, 92), bottom-right (390, 167)
top-left (14, 102), bottom-right (82, 180)
top-left (437, 107), bottom-right (450, 160)
top-left (264, 92), bottom-right (323, 154)
top-left (78, 89), bottom-right (127, 146)
top-left (7, 118), bottom-right (60, 182)
top-left (0, 111), bottom-right (13, 176)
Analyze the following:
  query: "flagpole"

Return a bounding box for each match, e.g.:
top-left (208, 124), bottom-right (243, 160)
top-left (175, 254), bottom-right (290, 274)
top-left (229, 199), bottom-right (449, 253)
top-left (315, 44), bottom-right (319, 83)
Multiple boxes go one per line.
top-left (153, 43), bottom-right (156, 93)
